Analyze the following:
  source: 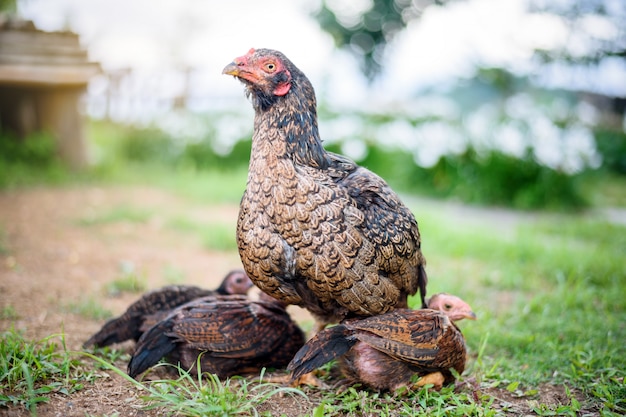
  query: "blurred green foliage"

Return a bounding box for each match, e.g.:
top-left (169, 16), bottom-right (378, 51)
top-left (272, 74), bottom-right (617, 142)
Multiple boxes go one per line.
top-left (594, 128), bottom-right (626, 175)
top-left (182, 138), bottom-right (251, 171)
top-left (423, 148), bottom-right (587, 210)
top-left (0, 0), bottom-right (16, 12)
top-left (89, 120), bottom-right (249, 173)
top-left (327, 142), bottom-right (589, 210)
top-left (116, 126), bottom-right (177, 164)
top-left (100, 121), bottom-right (589, 210)
top-left (4, 118), bottom-right (624, 211)
top-left (0, 130), bottom-right (68, 188)
top-left (0, 131), bottom-right (57, 165)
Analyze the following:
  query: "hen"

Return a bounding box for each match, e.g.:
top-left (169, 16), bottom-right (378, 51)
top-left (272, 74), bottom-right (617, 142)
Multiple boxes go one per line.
top-left (83, 270), bottom-right (252, 348)
top-left (288, 293), bottom-right (476, 392)
top-left (127, 293), bottom-right (305, 379)
top-left (223, 48), bottom-right (427, 327)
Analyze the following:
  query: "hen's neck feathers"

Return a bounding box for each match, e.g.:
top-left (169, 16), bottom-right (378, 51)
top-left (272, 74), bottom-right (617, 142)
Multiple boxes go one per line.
top-left (251, 71), bottom-right (330, 170)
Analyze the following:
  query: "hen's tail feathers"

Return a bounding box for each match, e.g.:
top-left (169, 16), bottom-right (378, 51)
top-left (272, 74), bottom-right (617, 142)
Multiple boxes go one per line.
top-left (287, 324), bottom-right (355, 380)
top-left (127, 321), bottom-right (176, 379)
top-left (418, 265), bottom-right (428, 309)
top-left (83, 316), bottom-right (141, 349)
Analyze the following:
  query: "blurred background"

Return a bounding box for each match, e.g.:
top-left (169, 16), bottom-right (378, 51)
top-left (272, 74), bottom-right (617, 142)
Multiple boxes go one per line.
top-left (1, 0), bottom-right (625, 210)
top-left (2, 4), bottom-right (625, 414)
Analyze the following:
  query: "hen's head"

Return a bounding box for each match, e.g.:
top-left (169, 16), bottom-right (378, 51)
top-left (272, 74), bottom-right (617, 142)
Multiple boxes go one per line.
top-left (216, 269), bottom-right (254, 295)
top-left (427, 293), bottom-right (477, 322)
top-left (223, 48), bottom-right (303, 110)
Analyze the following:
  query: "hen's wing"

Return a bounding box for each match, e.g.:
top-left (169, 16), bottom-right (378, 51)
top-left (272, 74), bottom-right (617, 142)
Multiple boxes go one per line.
top-left (135, 294), bottom-right (248, 336)
top-left (328, 152), bottom-right (427, 307)
top-left (128, 295), bottom-right (302, 378)
top-left (170, 299), bottom-right (294, 358)
top-left (83, 285), bottom-right (213, 348)
top-left (287, 324), bottom-right (356, 380)
top-left (347, 309), bottom-right (457, 367)
top-left (274, 153), bottom-right (423, 318)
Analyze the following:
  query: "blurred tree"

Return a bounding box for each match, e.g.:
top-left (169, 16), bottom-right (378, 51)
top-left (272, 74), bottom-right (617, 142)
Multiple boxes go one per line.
top-left (314, 0), bottom-right (626, 84)
top-left (528, 0), bottom-right (625, 65)
top-left (313, 0), bottom-right (626, 179)
top-left (314, 0), bottom-right (454, 79)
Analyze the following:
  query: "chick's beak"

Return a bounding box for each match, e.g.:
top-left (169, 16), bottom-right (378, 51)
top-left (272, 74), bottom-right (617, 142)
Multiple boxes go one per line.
top-left (465, 310), bottom-right (478, 320)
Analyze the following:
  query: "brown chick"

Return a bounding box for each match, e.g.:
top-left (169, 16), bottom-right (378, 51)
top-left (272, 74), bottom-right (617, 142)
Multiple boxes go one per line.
top-left (223, 48), bottom-right (427, 329)
top-left (288, 293), bottom-right (476, 392)
top-left (127, 292), bottom-right (305, 379)
top-left (83, 270), bottom-right (253, 348)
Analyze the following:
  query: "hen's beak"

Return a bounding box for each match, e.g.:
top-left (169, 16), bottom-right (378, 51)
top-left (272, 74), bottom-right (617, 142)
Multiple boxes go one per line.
top-left (223, 61), bottom-right (259, 83)
top-left (222, 62), bottom-right (240, 76)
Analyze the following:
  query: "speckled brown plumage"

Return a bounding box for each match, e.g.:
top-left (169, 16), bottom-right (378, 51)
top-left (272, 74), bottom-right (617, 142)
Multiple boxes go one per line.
top-left (83, 270), bottom-right (252, 348)
top-left (127, 294), bottom-right (305, 379)
top-left (223, 48), bottom-right (427, 327)
top-left (288, 294), bottom-right (476, 392)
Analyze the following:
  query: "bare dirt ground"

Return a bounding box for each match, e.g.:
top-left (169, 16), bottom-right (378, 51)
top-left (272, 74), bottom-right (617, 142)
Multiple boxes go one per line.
top-left (0, 186), bottom-right (589, 416)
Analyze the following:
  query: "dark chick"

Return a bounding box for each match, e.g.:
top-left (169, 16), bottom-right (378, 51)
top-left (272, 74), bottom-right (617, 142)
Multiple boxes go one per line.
top-left (288, 293), bottom-right (476, 392)
top-left (83, 269), bottom-right (252, 348)
top-left (223, 48), bottom-right (427, 329)
top-left (127, 293), bottom-right (305, 379)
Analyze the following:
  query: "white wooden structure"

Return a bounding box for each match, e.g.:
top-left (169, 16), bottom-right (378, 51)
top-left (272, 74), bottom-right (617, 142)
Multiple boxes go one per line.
top-left (0, 17), bottom-right (100, 169)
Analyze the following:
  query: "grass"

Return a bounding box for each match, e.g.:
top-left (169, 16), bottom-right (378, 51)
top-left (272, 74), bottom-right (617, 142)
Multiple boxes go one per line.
top-left (2, 125), bottom-right (625, 415)
top-left (0, 224), bottom-right (9, 255)
top-left (62, 297), bottom-right (113, 321)
top-left (78, 192), bottom-right (623, 416)
top-left (1, 305), bottom-right (19, 320)
top-left (581, 171), bottom-right (626, 207)
top-left (104, 261), bottom-right (148, 296)
top-left (200, 223), bottom-right (238, 252)
top-left (161, 264), bottom-right (187, 284)
top-left (82, 352), bottom-right (307, 417)
top-left (408, 202), bottom-right (626, 416)
top-left (311, 383), bottom-right (499, 417)
top-left (76, 205), bottom-right (153, 226)
top-left (3, 189), bottom-right (625, 415)
top-left (154, 167), bottom-right (248, 205)
top-left (76, 202), bottom-right (239, 252)
top-left (4, 181), bottom-right (626, 415)
top-left (0, 329), bottom-right (96, 412)
top-left (166, 216), bottom-right (238, 251)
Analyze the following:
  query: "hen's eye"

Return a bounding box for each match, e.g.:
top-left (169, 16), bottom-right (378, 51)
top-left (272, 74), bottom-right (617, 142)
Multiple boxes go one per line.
top-left (444, 304), bottom-right (452, 310)
top-left (265, 63), bottom-right (276, 72)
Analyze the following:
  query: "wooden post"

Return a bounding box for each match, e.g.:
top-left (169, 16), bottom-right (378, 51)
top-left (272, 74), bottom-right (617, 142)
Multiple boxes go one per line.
top-left (0, 17), bottom-right (100, 170)
top-left (36, 86), bottom-right (88, 169)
